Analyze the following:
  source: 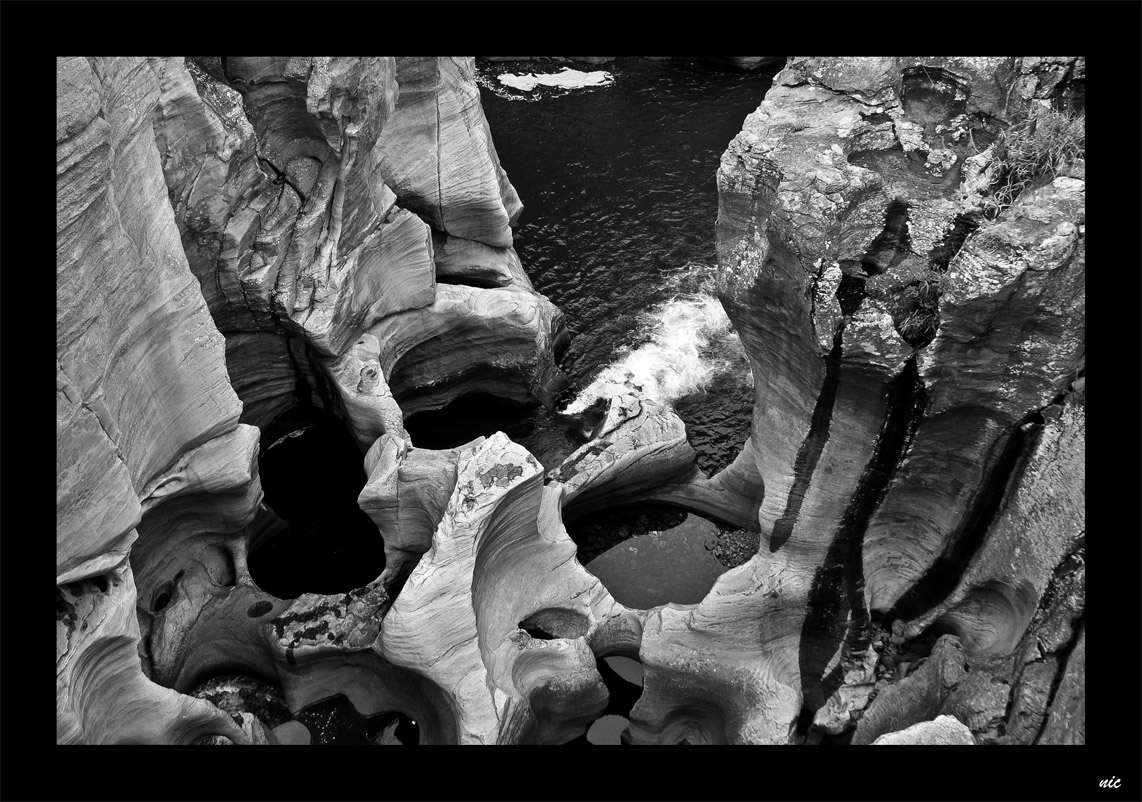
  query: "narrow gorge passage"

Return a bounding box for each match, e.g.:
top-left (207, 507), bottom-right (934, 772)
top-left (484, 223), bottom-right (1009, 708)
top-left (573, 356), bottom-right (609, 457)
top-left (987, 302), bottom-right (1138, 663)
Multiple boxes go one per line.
top-left (54, 54), bottom-right (1087, 763)
top-left (478, 59), bottom-right (779, 607)
top-left (480, 58), bottom-right (776, 466)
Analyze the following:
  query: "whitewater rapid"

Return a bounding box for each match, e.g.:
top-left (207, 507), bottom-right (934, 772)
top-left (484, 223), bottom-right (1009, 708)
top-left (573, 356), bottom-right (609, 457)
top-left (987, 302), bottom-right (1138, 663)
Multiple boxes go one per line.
top-left (562, 270), bottom-right (753, 415)
top-left (498, 67), bottom-right (614, 92)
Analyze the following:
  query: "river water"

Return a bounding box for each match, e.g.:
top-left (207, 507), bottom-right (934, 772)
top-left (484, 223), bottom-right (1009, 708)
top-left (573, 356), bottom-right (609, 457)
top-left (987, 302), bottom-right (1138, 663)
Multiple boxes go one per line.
top-left (243, 60), bottom-right (781, 744)
top-left (477, 59), bottom-right (777, 611)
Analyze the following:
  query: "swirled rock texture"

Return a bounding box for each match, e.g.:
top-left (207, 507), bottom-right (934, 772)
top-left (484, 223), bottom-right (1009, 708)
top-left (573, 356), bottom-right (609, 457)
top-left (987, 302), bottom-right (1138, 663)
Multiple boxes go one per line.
top-left (56, 56), bottom-right (268, 744)
top-left (153, 56), bottom-right (564, 447)
top-left (58, 55), bottom-right (1084, 749)
top-left (57, 55), bottom-right (573, 746)
top-left (625, 56), bottom-right (1085, 745)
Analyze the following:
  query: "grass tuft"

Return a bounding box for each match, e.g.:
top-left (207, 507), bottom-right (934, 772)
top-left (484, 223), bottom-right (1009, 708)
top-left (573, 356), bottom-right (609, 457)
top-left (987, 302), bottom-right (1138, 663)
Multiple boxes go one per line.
top-left (980, 105), bottom-right (1085, 215)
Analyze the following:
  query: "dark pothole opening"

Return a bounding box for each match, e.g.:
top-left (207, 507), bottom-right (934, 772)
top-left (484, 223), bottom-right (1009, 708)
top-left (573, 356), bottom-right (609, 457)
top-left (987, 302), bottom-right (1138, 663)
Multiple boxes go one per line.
top-left (247, 412), bottom-right (385, 600)
top-left (402, 391), bottom-right (536, 451)
top-left (568, 652), bottom-right (645, 746)
top-left (295, 694), bottom-right (420, 745)
top-left (567, 504), bottom-right (752, 610)
top-left (403, 391), bottom-right (584, 470)
top-left (518, 607), bottom-right (591, 640)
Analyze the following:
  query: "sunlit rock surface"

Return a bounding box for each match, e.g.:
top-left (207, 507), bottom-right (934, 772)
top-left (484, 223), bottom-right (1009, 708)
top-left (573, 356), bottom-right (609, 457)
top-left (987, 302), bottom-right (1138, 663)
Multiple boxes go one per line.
top-left (154, 56), bottom-right (564, 446)
top-left (374, 57), bottom-right (522, 247)
top-left (648, 55), bottom-right (1087, 744)
top-left (871, 714), bottom-right (975, 745)
top-left (57, 56), bottom-right (1083, 747)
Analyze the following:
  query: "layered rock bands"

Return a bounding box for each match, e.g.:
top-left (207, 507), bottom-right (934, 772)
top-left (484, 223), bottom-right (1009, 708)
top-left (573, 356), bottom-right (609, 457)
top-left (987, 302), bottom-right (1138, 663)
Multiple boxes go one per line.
top-left (57, 56), bottom-right (1083, 746)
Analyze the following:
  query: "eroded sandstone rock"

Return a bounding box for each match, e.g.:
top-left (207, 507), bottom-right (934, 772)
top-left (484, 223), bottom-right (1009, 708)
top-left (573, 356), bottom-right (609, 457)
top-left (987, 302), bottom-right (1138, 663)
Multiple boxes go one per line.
top-left (154, 56), bottom-right (565, 451)
top-left (871, 714), bottom-right (974, 745)
top-left (57, 55), bottom-right (1084, 748)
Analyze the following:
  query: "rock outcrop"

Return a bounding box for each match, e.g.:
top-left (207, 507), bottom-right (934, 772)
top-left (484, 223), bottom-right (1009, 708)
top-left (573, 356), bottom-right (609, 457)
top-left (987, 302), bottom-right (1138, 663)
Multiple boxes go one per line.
top-left (153, 56), bottom-right (565, 446)
top-left (871, 714), bottom-right (975, 745)
top-left (57, 55), bottom-right (1083, 749)
top-left (56, 56), bottom-right (572, 745)
top-left (57, 56), bottom-right (266, 744)
top-left (625, 56), bottom-right (1084, 744)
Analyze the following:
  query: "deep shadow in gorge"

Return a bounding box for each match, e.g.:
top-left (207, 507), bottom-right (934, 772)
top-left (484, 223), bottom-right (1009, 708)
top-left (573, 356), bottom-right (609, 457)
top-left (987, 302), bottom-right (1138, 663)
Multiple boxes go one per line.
top-left (247, 412), bottom-right (385, 599)
top-left (795, 357), bottom-right (927, 733)
top-left (402, 391), bottom-right (586, 469)
top-left (566, 653), bottom-right (645, 745)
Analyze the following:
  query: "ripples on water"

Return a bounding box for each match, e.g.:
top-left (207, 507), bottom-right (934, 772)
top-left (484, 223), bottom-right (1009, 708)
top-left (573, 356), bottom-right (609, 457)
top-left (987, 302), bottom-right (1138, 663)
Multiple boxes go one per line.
top-left (479, 58), bottom-right (778, 470)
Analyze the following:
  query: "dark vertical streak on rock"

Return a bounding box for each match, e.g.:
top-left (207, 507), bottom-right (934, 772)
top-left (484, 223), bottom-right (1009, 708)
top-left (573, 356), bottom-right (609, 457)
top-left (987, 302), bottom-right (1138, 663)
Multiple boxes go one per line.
top-left (888, 412), bottom-right (1044, 625)
top-left (768, 339), bottom-right (842, 552)
top-left (284, 337), bottom-right (314, 415)
top-left (796, 357), bottom-right (926, 731)
top-left (860, 199), bottom-right (912, 276)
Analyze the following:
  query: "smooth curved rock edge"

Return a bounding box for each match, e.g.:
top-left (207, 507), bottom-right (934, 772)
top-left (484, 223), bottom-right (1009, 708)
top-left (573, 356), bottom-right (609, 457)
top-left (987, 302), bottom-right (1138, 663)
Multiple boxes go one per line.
top-left (58, 56), bottom-right (1083, 746)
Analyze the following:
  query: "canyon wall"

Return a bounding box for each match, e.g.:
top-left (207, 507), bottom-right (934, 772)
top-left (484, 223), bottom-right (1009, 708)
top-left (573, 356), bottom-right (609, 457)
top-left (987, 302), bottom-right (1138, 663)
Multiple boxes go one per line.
top-left (630, 56), bottom-right (1084, 744)
top-left (57, 56), bottom-right (1084, 747)
top-left (56, 56), bottom-right (569, 744)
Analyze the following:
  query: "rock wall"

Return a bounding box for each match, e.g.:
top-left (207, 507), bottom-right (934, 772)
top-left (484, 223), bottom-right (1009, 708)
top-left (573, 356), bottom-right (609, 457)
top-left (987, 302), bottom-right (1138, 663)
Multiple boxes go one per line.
top-left (153, 56), bottom-right (565, 444)
top-left (56, 56), bottom-right (570, 745)
top-left (57, 56), bottom-right (260, 743)
top-left (627, 56), bottom-right (1084, 744)
top-left (57, 55), bottom-right (1084, 747)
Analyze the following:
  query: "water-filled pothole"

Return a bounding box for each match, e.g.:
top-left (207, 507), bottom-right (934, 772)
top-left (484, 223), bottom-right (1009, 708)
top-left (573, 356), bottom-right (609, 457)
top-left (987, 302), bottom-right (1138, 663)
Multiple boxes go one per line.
top-left (294, 694), bottom-right (420, 745)
top-left (568, 653), bottom-right (645, 745)
top-left (247, 413), bottom-right (385, 599)
top-left (568, 505), bottom-right (754, 610)
top-left (403, 391), bottom-right (586, 469)
top-left (190, 673), bottom-right (292, 743)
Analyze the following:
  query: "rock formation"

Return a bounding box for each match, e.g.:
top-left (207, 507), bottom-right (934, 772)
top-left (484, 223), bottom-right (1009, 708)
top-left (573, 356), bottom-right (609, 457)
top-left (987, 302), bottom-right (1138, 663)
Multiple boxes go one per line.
top-left (871, 714), bottom-right (975, 745)
top-left (57, 56), bottom-right (1083, 749)
top-left (56, 55), bottom-right (568, 745)
top-left (631, 56), bottom-right (1085, 744)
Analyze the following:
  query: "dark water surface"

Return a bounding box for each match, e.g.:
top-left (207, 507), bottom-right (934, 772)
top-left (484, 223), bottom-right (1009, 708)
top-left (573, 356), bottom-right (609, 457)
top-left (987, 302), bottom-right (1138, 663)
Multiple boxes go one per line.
top-left (478, 59), bottom-right (777, 609)
top-left (481, 58), bottom-right (778, 391)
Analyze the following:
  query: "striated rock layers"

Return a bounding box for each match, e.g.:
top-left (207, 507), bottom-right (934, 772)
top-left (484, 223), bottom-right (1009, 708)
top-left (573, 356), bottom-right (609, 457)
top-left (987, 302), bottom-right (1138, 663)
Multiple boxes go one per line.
top-left (56, 56), bottom-right (569, 744)
top-left (154, 56), bottom-right (566, 445)
top-left (58, 56), bottom-right (1083, 747)
top-left (629, 56), bottom-right (1084, 744)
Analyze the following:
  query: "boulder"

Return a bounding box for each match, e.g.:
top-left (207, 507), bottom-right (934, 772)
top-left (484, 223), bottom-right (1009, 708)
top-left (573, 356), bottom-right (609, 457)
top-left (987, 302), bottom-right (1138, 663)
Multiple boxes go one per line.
top-left (871, 714), bottom-right (975, 745)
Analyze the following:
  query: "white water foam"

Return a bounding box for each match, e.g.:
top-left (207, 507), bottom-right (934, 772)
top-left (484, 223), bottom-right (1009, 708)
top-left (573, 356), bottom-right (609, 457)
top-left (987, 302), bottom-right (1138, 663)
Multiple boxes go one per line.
top-left (562, 281), bottom-right (752, 415)
top-left (497, 67), bottom-right (614, 92)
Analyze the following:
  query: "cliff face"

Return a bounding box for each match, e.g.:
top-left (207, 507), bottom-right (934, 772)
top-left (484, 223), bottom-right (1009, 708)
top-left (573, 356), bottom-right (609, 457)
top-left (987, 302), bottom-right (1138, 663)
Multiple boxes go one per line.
top-left (56, 56), bottom-right (568, 744)
top-left (629, 56), bottom-right (1084, 744)
top-left (57, 56), bottom-right (1083, 747)
top-left (56, 56), bottom-right (259, 744)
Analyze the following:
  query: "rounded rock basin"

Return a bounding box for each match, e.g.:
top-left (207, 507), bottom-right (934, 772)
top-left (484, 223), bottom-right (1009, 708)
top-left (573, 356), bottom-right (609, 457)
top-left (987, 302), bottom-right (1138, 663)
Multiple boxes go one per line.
top-left (569, 505), bottom-right (756, 610)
